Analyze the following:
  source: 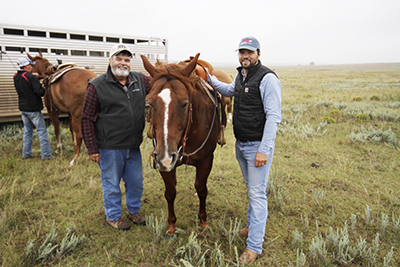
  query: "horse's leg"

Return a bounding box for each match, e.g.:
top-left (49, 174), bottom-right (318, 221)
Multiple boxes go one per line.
top-left (69, 115), bottom-right (75, 143)
top-left (69, 116), bottom-right (82, 166)
top-left (160, 169), bottom-right (177, 235)
top-left (195, 154), bottom-right (214, 231)
top-left (46, 107), bottom-right (61, 154)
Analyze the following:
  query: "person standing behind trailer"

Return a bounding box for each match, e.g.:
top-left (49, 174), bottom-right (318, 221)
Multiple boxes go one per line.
top-left (209, 37), bottom-right (282, 264)
top-left (13, 57), bottom-right (53, 160)
top-left (81, 44), bottom-right (151, 230)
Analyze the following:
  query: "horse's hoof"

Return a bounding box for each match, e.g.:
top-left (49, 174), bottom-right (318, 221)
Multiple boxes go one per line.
top-left (198, 226), bottom-right (211, 234)
top-left (165, 231), bottom-right (177, 238)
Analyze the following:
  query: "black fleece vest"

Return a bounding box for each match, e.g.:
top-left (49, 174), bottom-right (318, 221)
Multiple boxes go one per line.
top-left (89, 67), bottom-right (146, 149)
top-left (233, 62), bottom-right (277, 141)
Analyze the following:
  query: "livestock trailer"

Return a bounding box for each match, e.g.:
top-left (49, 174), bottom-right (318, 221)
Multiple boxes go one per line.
top-left (0, 24), bottom-right (168, 122)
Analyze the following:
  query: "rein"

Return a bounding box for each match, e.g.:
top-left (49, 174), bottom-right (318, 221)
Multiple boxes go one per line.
top-left (150, 74), bottom-right (218, 167)
top-left (178, 79), bottom-right (218, 162)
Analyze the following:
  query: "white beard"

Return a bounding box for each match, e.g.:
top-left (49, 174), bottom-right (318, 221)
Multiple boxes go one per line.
top-left (111, 64), bottom-right (130, 77)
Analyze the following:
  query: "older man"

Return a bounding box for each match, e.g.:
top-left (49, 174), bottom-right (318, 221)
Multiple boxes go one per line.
top-left (82, 44), bottom-right (151, 230)
top-left (210, 37), bottom-right (282, 264)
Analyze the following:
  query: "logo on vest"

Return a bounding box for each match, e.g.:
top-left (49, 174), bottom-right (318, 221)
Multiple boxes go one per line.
top-left (245, 87), bottom-right (249, 93)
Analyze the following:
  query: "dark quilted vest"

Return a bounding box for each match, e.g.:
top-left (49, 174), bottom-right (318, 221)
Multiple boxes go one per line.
top-left (233, 62), bottom-right (277, 141)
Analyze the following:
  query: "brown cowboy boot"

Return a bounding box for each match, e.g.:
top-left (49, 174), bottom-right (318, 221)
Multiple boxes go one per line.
top-left (127, 212), bottom-right (146, 225)
top-left (106, 218), bottom-right (131, 230)
top-left (238, 226), bottom-right (249, 237)
top-left (238, 249), bottom-right (259, 264)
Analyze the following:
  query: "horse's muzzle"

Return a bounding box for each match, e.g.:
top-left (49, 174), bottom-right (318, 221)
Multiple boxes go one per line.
top-left (154, 151), bottom-right (178, 172)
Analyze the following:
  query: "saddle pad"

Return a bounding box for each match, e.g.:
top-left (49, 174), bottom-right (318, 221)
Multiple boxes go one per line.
top-left (50, 64), bottom-right (82, 84)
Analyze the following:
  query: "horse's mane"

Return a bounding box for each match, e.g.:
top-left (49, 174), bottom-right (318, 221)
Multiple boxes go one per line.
top-left (149, 62), bottom-right (199, 95)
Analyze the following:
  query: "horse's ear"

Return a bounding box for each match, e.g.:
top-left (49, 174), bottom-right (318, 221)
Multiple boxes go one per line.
top-left (27, 53), bottom-right (34, 61)
top-left (39, 51), bottom-right (43, 58)
top-left (183, 53), bottom-right (200, 77)
top-left (141, 54), bottom-right (155, 77)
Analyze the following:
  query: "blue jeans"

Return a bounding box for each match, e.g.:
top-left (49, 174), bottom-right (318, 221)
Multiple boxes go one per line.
top-left (21, 111), bottom-right (52, 159)
top-left (235, 140), bottom-right (274, 255)
top-left (99, 148), bottom-right (144, 221)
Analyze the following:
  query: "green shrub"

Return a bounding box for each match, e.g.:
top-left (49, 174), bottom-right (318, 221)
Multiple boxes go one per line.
top-left (370, 95), bottom-right (381, 101)
top-left (304, 94), bottom-right (312, 98)
top-left (322, 116), bottom-right (336, 124)
top-left (356, 113), bottom-right (371, 121)
top-left (353, 97), bottom-right (362, 102)
top-left (330, 109), bottom-right (342, 115)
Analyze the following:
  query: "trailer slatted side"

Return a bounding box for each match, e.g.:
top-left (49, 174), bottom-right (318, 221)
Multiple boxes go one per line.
top-left (0, 25), bottom-right (168, 123)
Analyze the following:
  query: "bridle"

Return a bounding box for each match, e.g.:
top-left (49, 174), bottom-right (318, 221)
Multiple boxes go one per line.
top-left (150, 75), bottom-right (218, 167)
top-left (178, 89), bottom-right (217, 162)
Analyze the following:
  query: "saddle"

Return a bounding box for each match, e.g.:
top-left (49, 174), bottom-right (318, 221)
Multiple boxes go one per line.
top-left (48, 63), bottom-right (81, 84)
top-left (42, 63), bottom-right (82, 114)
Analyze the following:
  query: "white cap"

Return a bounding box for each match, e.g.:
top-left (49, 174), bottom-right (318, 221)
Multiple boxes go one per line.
top-left (17, 57), bottom-right (35, 67)
top-left (110, 44), bottom-right (132, 58)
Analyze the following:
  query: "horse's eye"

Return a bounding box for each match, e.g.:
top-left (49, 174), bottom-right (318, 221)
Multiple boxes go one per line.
top-left (182, 103), bottom-right (188, 109)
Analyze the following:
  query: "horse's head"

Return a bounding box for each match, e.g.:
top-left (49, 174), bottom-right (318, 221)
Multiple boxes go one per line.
top-left (141, 53), bottom-right (200, 172)
top-left (27, 52), bottom-right (54, 77)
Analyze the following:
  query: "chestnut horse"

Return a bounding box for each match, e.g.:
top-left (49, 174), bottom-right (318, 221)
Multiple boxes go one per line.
top-left (142, 53), bottom-right (224, 235)
top-left (28, 52), bottom-right (97, 165)
top-left (214, 70), bottom-right (234, 123)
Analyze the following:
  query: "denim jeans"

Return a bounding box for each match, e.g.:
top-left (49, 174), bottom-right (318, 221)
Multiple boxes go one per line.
top-left (99, 148), bottom-right (144, 222)
top-left (235, 140), bottom-right (274, 255)
top-left (21, 111), bottom-right (52, 159)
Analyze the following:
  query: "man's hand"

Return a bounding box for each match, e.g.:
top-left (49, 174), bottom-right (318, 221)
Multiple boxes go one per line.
top-left (89, 153), bottom-right (99, 163)
top-left (254, 152), bottom-right (268, 168)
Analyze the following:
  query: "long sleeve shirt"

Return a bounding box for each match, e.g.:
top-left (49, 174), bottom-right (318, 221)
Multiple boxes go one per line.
top-left (81, 73), bottom-right (151, 155)
top-left (210, 71), bottom-right (281, 155)
top-left (14, 70), bottom-right (45, 111)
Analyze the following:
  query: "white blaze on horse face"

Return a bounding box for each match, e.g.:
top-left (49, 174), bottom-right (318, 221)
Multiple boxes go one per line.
top-left (158, 88), bottom-right (173, 164)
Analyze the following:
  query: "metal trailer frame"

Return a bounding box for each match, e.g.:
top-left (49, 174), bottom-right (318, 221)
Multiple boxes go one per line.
top-left (0, 24), bottom-right (168, 123)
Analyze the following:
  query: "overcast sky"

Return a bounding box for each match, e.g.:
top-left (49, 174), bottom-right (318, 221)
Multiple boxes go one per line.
top-left (1, 0), bottom-right (399, 66)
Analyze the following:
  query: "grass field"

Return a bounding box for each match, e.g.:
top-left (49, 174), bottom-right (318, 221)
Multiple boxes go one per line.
top-left (1, 64), bottom-right (399, 266)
